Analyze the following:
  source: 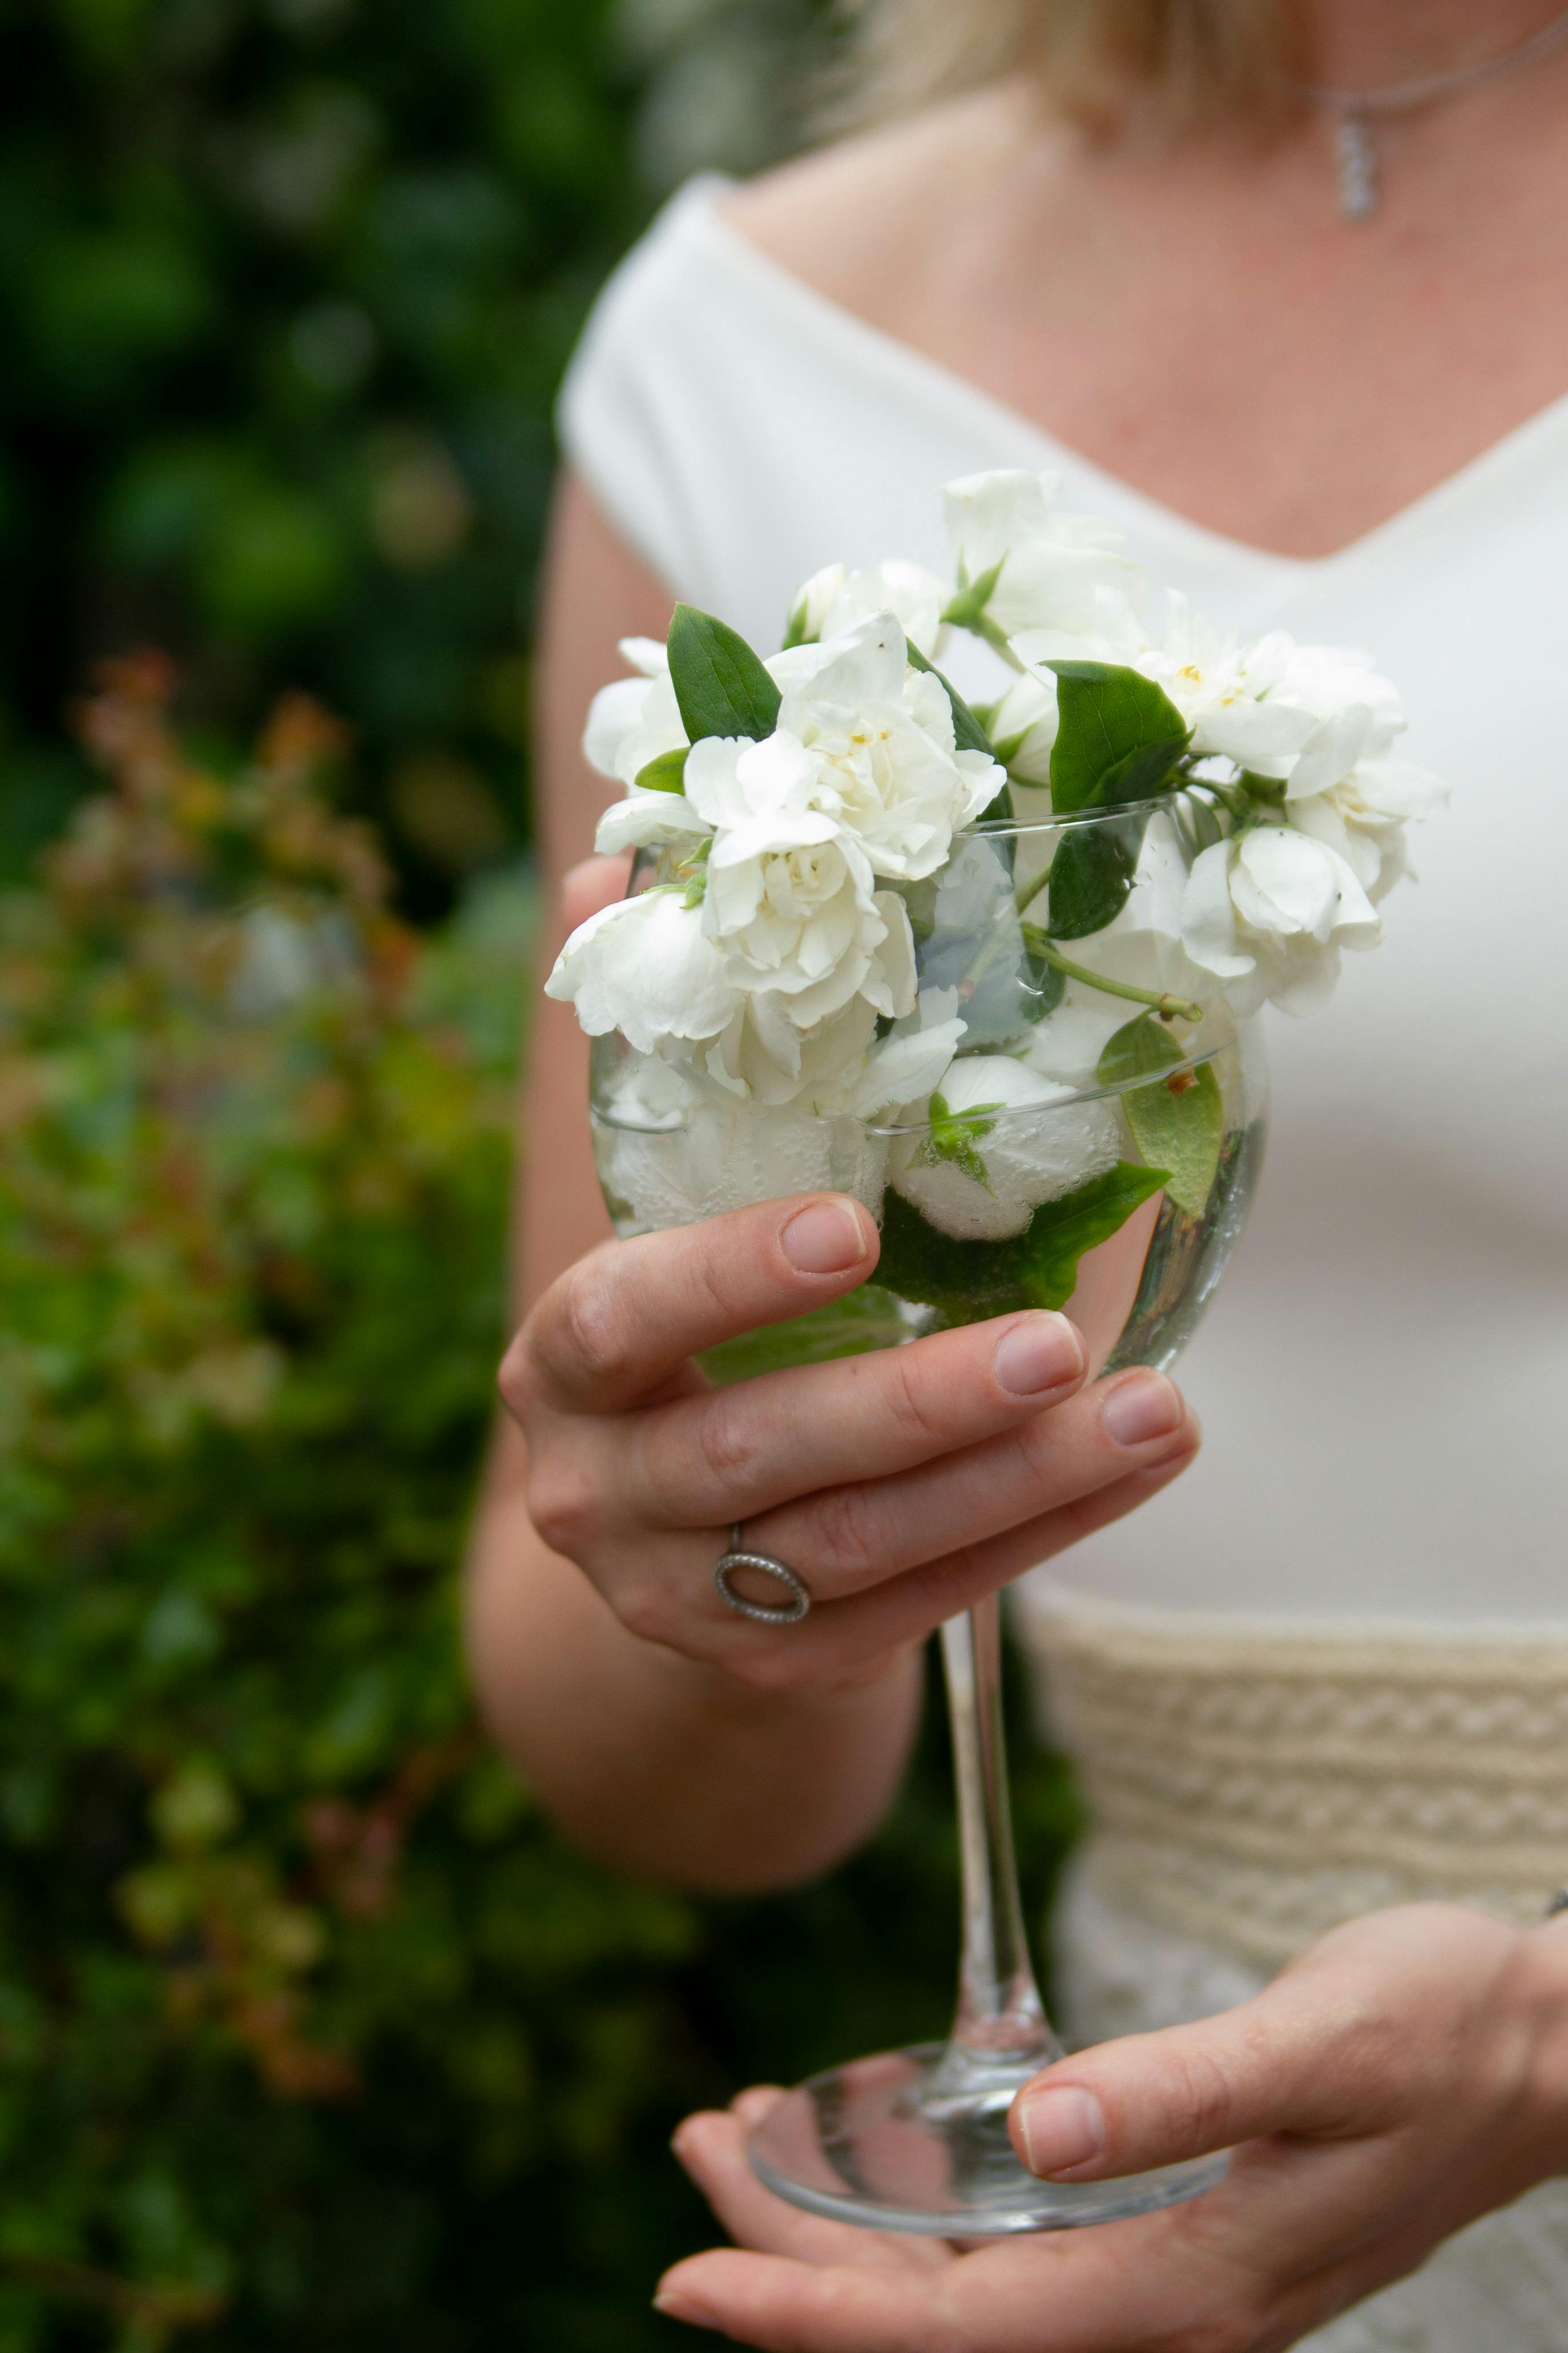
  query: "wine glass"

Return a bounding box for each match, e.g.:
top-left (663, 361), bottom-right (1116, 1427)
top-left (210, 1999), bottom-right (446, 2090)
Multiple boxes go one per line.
top-left (589, 799), bottom-right (1267, 2235)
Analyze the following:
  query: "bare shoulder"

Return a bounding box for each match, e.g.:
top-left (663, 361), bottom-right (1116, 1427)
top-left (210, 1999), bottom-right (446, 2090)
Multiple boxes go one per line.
top-left (721, 84), bottom-right (1038, 312)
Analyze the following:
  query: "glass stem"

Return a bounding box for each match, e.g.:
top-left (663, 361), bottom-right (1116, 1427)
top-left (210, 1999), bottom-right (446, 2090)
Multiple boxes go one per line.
top-left (937, 1596), bottom-right (1063, 2082)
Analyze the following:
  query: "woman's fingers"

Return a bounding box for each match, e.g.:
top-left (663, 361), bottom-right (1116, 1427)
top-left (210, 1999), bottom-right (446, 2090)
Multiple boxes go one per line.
top-left (663, 1437), bottom-right (1199, 1690)
top-left (655, 2249), bottom-right (966, 2351)
top-left (624, 1310), bottom-right (1087, 1533)
top-left (507, 1193), bottom-right (879, 1417)
top-left (555, 1401), bottom-right (1198, 1685)
top-left (559, 852), bottom-right (630, 933)
top-left (745, 1438), bottom-right (1198, 1682)
top-left (744, 1367), bottom-right (1195, 1600)
top-left (552, 1381), bottom-right (1196, 1680)
top-left (652, 2211), bottom-right (1234, 2353)
top-left (814, 1438), bottom-right (1200, 1651)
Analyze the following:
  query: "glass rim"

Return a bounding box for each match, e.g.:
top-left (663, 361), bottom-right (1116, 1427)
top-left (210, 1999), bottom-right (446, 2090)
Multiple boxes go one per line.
top-left (968, 797), bottom-right (1186, 839)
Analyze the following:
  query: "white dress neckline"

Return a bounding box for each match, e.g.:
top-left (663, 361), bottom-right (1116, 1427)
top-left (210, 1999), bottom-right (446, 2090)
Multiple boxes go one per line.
top-left (684, 171), bottom-right (1568, 593)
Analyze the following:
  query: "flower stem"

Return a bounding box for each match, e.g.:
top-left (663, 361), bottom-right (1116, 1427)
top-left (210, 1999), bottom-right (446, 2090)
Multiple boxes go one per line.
top-left (1019, 926), bottom-right (1203, 1021)
top-left (962, 823), bottom-right (1203, 1020)
top-left (973, 616), bottom-right (1027, 673)
top-left (1014, 863), bottom-right (1050, 919)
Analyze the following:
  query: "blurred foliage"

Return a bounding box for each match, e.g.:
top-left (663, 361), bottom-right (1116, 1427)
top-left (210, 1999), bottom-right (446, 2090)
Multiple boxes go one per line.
top-left (0, 0), bottom-right (826, 916)
top-left (0, 661), bottom-right (1078, 2351)
top-left (0, 6), bottom-right (1075, 2345)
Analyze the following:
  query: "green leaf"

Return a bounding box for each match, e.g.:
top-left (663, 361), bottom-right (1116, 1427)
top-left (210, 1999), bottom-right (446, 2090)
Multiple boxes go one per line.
top-left (916, 1091), bottom-right (1006, 1191)
top-left (1098, 1014), bottom-right (1222, 1217)
top-left (1186, 792), bottom-right (1225, 850)
top-left (1045, 814), bottom-right (1146, 940)
top-left (632, 746), bottom-right (688, 793)
top-left (1046, 661), bottom-right (1190, 813)
top-left (667, 604), bottom-right (781, 743)
top-left (874, 1161), bottom-right (1170, 1321)
top-left (904, 643), bottom-right (993, 762)
top-left (939, 557), bottom-right (1004, 634)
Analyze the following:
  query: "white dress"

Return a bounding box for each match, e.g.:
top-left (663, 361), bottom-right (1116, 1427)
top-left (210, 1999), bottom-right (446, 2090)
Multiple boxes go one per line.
top-left (559, 177), bottom-right (1568, 2347)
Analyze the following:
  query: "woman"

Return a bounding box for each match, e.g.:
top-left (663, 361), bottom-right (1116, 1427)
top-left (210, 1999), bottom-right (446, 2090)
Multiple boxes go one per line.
top-left (467, 0), bottom-right (1568, 2342)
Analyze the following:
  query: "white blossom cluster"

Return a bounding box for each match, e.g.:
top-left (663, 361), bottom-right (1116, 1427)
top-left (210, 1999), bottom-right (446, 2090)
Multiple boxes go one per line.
top-left (547, 469), bottom-right (1445, 1236)
top-left (550, 613), bottom-right (1003, 1128)
top-left (1011, 582), bottom-right (1446, 1015)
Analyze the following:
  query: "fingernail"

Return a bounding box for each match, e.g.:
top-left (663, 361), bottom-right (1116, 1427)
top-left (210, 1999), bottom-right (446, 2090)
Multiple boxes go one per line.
top-left (993, 1313), bottom-right (1085, 1397)
top-left (781, 1198), bottom-right (866, 1274)
top-left (1017, 2083), bottom-right (1106, 2178)
top-left (1101, 1369), bottom-right (1183, 1448)
top-left (654, 2288), bottom-right (720, 2330)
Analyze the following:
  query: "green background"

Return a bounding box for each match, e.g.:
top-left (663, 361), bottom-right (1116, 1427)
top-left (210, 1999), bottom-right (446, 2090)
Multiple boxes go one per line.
top-left (0, 6), bottom-right (1079, 2345)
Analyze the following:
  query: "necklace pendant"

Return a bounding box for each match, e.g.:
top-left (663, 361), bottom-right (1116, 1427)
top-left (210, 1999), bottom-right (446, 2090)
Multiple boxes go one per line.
top-left (1335, 115), bottom-right (1378, 220)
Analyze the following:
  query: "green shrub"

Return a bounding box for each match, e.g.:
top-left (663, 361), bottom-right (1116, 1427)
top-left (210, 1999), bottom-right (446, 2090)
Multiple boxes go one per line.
top-left (0, 0), bottom-right (650, 903)
top-left (0, 659), bottom-right (671, 2347)
top-left (0, 0), bottom-right (829, 910)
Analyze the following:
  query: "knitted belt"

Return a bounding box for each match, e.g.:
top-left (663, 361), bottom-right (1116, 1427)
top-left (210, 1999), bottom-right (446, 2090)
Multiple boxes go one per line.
top-left (1015, 1586), bottom-right (1568, 1970)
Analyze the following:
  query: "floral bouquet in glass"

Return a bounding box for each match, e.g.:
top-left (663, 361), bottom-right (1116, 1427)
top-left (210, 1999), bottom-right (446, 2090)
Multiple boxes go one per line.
top-left (547, 470), bottom-right (1445, 2235)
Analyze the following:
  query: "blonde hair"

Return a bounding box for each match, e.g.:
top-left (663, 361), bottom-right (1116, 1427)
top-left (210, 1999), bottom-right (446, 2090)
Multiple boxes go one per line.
top-left (828, 0), bottom-right (1294, 135)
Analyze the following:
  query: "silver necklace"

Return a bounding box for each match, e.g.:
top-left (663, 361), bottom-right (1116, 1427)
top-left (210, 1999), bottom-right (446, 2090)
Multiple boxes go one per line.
top-left (1302, 5), bottom-right (1568, 222)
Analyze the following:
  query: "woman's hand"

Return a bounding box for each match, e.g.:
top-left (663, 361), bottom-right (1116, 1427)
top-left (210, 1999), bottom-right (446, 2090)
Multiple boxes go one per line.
top-left (474, 851), bottom-right (1196, 1887)
top-left (499, 1192), bottom-right (1199, 1696)
top-left (657, 1906), bottom-right (1568, 2348)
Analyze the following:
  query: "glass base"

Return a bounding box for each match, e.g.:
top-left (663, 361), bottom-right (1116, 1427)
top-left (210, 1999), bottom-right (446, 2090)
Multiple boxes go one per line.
top-left (748, 2042), bottom-right (1228, 2237)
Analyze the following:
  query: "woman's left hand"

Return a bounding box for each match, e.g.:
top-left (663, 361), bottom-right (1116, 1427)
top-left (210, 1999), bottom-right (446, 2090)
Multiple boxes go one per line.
top-left (656, 1905), bottom-right (1568, 2350)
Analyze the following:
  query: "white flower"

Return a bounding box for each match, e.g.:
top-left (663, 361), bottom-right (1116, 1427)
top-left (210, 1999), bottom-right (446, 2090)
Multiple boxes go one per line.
top-left (890, 1055), bottom-right (1120, 1241)
top-left (1260, 653), bottom-right (1445, 899)
top-left (986, 670), bottom-right (1058, 784)
top-left (698, 991), bottom-right (881, 1107)
top-left (594, 790), bottom-right (706, 855)
top-left (544, 887), bottom-right (737, 1052)
top-left (788, 560), bottom-right (949, 659)
top-left (1182, 827), bottom-right (1381, 1017)
top-left (1050, 591), bottom-right (1320, 772)
top-left (770, 615), bottom-right (1005, 880)
top-left (848, 998), bottom-right (966, 1119)
top-left (943, 469), bottom-right (1145, 638)
top-left (582, 637), bottom-right (687, 788)
top-left (600, 1097), bottom-right (889, 1230)
top-left (1287, 751), bottom-right (1447, 900)
top-left (684, 729), bottom-right (920, 1028)
top-left (1271, 640), bottom-right (1404, 739)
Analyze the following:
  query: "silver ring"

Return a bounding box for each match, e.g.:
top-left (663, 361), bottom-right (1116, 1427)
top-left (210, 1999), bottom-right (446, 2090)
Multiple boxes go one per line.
top-left (713, 1525), bottom-right (811, 1626)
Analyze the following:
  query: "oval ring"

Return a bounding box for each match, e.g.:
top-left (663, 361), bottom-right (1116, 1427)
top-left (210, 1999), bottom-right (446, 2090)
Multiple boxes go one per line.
top-left (714, 1524), bottom-right (812, 1626)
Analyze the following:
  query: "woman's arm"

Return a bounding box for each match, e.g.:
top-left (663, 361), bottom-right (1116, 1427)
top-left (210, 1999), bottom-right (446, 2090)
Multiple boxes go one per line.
top-left (463, 477), bottom-right (1203, 1893)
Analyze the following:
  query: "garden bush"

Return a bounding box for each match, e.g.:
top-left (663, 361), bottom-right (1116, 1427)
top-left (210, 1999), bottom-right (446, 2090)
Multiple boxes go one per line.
top-left (0, 0), bottom-right (824, 909)
top-left (0, 9), bottom-right (1082, 2343)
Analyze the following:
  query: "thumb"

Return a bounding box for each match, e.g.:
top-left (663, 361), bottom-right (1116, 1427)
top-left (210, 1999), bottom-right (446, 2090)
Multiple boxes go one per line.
top-left (1009, 1902), bottom-right (1519, 2182)
top-left (1007, 1984), bottom-right (1356, 2183)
